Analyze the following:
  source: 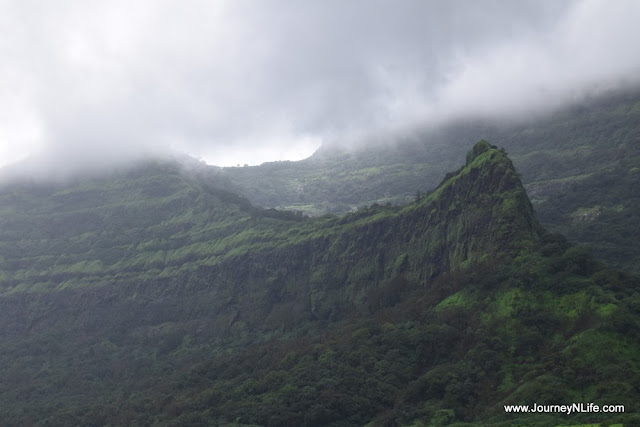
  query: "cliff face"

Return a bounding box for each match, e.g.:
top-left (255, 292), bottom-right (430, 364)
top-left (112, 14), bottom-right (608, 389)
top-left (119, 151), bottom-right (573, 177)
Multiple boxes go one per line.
top-left (0, 141), bottom-right (539, 324)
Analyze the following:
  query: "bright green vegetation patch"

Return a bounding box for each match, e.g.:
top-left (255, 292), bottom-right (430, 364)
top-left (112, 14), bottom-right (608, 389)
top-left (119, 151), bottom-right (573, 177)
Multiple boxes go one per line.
top-left (435, 290), bottom-right (475, 312)
top-left (564, 329), bottom-right (640, 367)
top-left (556, 424), bottom-right (619, 427)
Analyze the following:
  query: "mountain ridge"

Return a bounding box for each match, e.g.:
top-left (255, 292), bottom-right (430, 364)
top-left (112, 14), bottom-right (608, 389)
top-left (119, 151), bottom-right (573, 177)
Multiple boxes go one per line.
top-left (0, 141), bottom-right (535, 297)
top-left (223, 90), bottom-right (640, 273)
top-left (0, 142), bottom-right (638, 425)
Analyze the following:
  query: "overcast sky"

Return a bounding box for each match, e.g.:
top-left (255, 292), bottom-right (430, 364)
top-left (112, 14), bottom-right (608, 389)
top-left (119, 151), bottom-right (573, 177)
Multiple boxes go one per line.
top-left (1, 0), bottom-right (639, 172)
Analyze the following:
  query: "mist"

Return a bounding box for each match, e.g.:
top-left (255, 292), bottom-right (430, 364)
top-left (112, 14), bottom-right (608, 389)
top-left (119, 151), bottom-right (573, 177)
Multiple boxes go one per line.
top-left (1, 0), bottom-right (639, 175)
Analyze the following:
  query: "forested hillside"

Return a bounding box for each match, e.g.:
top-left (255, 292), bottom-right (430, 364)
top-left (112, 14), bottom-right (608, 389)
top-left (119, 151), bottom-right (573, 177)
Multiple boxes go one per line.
top-left (224, 90), bottom-right (640, 273)
top-left (0, 157), bottom-right (301, 293)
top-left (0, 142), bottom-right (638, 425)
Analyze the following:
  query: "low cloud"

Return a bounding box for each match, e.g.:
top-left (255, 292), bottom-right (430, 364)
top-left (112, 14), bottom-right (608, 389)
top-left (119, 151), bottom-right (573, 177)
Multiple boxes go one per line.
top-left (1, 0), bottom-right (639, 174)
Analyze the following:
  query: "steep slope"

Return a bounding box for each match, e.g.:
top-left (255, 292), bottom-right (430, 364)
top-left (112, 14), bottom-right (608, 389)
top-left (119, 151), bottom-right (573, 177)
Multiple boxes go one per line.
top-left (0, 142), bottom-right (638, 426)
top-left (224, 89), bottom-right (640, 272)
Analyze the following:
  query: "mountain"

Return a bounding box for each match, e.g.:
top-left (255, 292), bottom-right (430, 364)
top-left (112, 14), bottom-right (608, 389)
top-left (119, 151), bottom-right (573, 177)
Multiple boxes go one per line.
top-left (0, 142), bottom-right (638, 425)
top-left (0, 141), bottom-right (533, 298)
top-left (0, 157), bottom-right (300, 293)
top-left (223, 90), bottom-right (640, 273)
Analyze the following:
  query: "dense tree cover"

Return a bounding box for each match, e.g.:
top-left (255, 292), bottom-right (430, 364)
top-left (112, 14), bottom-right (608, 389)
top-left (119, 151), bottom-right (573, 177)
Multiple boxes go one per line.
top-left (0, 143), bottom-right (638, 425)
top-left (224, 90), bottom-right (640, 273)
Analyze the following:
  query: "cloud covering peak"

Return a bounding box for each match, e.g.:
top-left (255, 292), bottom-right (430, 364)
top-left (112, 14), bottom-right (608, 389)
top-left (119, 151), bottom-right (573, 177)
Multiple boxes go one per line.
top-left (1, 0), bottom-right (639, 172)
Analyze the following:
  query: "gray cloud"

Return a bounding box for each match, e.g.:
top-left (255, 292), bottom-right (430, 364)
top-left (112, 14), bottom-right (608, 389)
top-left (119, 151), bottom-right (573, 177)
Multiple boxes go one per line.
top-left (1, 0), bottom-right (639, 173)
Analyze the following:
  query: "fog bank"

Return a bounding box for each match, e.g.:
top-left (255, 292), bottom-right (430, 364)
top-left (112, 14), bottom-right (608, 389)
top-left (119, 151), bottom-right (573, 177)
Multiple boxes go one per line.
top-left (1, 0), bottom-right (639, 174)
